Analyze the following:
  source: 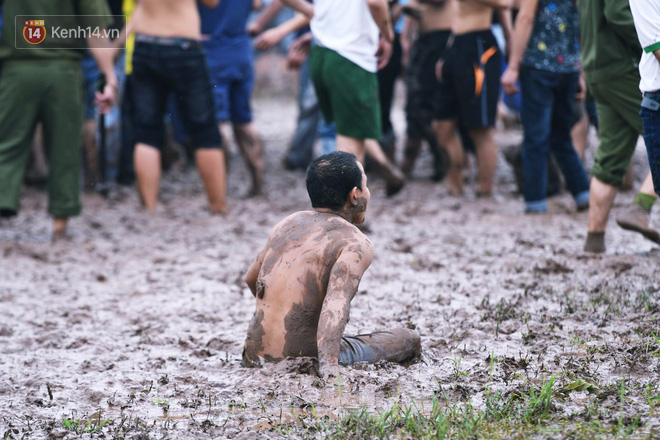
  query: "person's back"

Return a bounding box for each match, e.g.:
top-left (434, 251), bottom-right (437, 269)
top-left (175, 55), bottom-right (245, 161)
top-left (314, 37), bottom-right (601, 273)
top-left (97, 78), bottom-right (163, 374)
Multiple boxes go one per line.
top-left (417, 0), bottom-right (455, 33)
top-left (243, 211), bottom-right (367, 362)
top-left (242, 151), bottom-right (420, 378)
top-left (453, 0), bottom-right (496, 34)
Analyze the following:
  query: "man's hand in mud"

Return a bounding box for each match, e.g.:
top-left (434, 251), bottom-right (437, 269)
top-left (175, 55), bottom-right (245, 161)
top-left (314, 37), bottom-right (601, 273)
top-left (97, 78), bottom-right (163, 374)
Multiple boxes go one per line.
top-left (254, 28), bottom-right (283, 50)
top-left (376, 37), bottom-right (393, 71)
top-left (501, 66), bottom-right (519, 95)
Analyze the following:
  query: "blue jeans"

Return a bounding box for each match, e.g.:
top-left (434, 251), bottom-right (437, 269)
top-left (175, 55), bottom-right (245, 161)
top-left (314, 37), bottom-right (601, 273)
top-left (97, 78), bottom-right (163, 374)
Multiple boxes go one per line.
top-left (285, 58), bottom-right (336, 167)
top-left (641, 91), bottom-right (660, 196)
top-left (520, 67), bottom-right (590, 212)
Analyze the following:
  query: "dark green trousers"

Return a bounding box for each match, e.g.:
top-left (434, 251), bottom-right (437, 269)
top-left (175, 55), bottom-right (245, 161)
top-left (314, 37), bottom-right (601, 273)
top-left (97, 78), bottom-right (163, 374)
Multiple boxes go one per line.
top-left (0, 60), bottom-right (84, 217)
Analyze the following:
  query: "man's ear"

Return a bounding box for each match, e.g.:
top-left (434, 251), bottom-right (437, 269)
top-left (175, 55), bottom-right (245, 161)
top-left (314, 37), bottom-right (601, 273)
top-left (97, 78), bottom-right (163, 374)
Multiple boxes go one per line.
top-left (349, 187), bottom-right (359, 205)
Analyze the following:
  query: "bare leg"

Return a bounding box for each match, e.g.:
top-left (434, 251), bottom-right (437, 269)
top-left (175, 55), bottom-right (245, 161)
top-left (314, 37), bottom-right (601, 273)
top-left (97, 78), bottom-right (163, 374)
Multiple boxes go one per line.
top-left (195, 148), bottom-right (228, 214)
top-left (83, 119), bottom-right (98, 190)
top-left (469, 127), bottom-right (498, 196)
top-left (52, 217), bottom-right (68, 241)
top-left (339, 328), bottom-right (421, 365)
top-left (134, 143), bottom-right (161, 211)
top-left (588, 176), bottom-right (617, 232)
top-left (434, 120), bottom-right (463, 195)
top-left (336, 134), bottom-right (365, 163)
top-left (233, 123), bottom-right (265, 197)
top-left (401, 138), bottom-right (422, 176)
top-left (365, 139), bottom-right (405, 197)
top-left (571, 112), bottom-right (589, 160)
top-left (640, 172), bottom-right (656, 196)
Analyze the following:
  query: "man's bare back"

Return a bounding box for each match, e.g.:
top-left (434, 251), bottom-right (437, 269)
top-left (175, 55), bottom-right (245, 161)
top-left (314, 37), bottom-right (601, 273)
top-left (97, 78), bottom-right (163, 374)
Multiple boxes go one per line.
top-left (243, 211), bottom-right (373, 364)
top-left (242, 152), bottom-right (420, 378)
top-left (132, 0), bottom-right (219, 39)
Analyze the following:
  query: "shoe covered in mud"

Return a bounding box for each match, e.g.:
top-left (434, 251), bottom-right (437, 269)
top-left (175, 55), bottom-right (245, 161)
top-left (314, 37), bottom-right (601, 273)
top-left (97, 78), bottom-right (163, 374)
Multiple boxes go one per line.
top-left (615, 204), bottom-right (660, 245)
top-left (583, 231), bottom-right (605, 253)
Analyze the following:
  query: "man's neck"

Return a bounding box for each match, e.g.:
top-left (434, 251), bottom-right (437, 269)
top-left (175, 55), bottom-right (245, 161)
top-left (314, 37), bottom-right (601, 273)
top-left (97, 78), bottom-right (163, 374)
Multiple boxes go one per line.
top-left (314, 208), bottom-right (354, 224)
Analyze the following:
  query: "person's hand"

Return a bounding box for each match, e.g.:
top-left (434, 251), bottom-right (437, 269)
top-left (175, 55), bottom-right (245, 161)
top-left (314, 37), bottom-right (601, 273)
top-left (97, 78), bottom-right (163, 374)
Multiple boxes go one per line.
top-left (575, 72), bottom-right (586, 102)
top-left (254, 28), bottom-right (283, 50)
top-left (501, 66), bottom-right (519, 95)
top-left (376, 36), bottom-right (392, 70)
top-left (95, 82), bottom-right (116, 114)
top-left (286, 33), bottom-right (311, 69)
top-left (246, 21), bottom-right (262, 37)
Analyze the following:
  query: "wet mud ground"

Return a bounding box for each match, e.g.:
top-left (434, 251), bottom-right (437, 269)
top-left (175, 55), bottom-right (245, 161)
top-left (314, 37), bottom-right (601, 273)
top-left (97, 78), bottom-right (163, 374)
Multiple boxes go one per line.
top-left (1, 65), bottom-right (660, 439)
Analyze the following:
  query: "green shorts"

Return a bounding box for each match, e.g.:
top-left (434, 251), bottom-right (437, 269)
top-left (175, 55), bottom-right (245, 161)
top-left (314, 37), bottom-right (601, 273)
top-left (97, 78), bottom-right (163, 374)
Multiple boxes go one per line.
top-left (589, 71), bottom-right (643, 186)
top-left (0, 60), bottom-right (84, 217)
top-left (309, 46), bottom-right (381, 140)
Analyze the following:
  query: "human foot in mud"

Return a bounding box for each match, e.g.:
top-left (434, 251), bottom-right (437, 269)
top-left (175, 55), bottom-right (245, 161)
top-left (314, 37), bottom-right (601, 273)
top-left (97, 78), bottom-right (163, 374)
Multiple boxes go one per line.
top-left (241, 152), bottom-right (421, 376)
top-left (583, 231), bottom-right (605, 253)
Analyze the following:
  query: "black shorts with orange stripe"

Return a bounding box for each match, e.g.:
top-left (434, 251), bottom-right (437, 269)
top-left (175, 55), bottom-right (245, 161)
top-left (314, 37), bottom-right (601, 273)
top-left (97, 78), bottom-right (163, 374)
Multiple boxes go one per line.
top-left (435, 29), bottom-right (501, 128)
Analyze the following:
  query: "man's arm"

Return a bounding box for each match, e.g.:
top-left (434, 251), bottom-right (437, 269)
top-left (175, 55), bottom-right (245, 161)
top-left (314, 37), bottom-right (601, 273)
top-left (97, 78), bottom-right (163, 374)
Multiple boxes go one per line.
top-left (199, 0), bottom-right (220, 8)
top-left (500, 0), bottom-right (537, 95)
top-left (317, 240), bottom-right (375, 379)
top-left (245, 246), bottom-right (267, 296)
top-left (367, 0), bottom-right (394, 42)
top-left (248, 0), bottom-right (285, 36)
top-left (87, 38), bottom-right (118, 114)
top-left (279, 0), bottom-right (314, 19)
top-left (254, 12), bottom-right (311, 50)
top-left (253, 0), bottom-right (263, 10)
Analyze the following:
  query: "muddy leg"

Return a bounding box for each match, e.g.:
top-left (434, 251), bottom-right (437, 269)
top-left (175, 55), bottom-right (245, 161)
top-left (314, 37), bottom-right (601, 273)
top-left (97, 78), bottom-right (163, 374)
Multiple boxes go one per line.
top-left (401, 137), bottom-right (422, 177)
top-left (433, 120), bottom-right (463, 196)
top-left (134, 143), bottom-right (161, 211)
top-left (233, 123), bottom-right (264, 197)
top-left (365, 139), bottom-right (405, 197)
top-left (339, 328), bottom-right (421, 365)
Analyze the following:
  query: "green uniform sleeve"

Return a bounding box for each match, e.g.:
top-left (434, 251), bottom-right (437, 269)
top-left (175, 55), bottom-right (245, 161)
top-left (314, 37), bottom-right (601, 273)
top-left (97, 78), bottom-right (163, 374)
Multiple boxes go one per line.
top-left (603, 0), bottom-right (642, 52)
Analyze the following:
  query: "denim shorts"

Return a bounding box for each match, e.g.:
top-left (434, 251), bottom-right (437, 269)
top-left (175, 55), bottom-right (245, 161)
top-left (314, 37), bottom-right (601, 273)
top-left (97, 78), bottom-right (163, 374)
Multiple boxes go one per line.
top-left (128, 36), bottom-right (222, 151)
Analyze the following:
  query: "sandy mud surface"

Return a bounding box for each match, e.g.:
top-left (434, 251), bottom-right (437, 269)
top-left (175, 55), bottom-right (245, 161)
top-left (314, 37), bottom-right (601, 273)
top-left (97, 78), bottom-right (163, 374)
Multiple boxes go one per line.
top-left (1, 68), bottom-right (659, 438)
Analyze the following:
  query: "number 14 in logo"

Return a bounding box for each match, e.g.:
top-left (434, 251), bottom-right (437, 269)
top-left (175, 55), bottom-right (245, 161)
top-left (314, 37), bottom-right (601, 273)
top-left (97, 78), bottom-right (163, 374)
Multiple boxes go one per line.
top-left (24, 20), bottom-right (46, 44)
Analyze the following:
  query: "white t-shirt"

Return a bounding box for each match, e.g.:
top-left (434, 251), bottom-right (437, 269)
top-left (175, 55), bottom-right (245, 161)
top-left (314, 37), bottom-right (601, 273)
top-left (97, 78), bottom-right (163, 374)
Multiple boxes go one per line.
top-left (630, 0), bottom-right (660, 92)
top-left (310, 0), bottom-right (380, 73)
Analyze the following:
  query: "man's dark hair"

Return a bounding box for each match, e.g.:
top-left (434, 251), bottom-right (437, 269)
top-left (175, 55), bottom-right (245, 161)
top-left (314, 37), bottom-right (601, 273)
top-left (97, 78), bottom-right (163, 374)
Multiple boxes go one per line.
top-left (306, 152), bottom-right (362, 210)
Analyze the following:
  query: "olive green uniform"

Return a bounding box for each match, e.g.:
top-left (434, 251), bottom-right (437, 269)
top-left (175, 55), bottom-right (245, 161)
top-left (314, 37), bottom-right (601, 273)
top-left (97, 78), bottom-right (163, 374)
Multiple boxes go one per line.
top-left (0, 0), bottom-right (111, 217)
top-left (578, 0), bottom-right (643, 186)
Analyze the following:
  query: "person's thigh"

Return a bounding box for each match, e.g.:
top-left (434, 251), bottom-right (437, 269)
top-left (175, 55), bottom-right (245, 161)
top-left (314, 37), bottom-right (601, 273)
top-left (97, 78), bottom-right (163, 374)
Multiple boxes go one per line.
top-left (168, 46), bottom-right (222, 150)
top-left (42, 61), bottom-right (85, 217)
top-left (520, 67), bottom-right (555, 147)
top-left (0, 62), bottom-right (44, 214)
top-left (309, 46), bottom-right (334, 125)
top-left (229, 64), bottom-right (254, 125)
top-left (640, 93), bottom-right (660, 195)
top-left (130, 42), bottom-right (168, 151)
top-left (549, 71), bottom-right (579, 141)
top-left (207, 64), bottom-right (232, 123)
top-left (322, 49), bottom-right (381, 140)
top-left (590, 80), bottom-right (641, 186)
top-left (455, 31), bottom-right (501, 128)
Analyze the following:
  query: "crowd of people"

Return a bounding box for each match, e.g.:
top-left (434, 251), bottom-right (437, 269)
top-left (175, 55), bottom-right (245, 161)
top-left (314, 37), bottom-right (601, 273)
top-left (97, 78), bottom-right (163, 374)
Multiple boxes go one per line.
top-left (1, 0), bottom-right (660, 373)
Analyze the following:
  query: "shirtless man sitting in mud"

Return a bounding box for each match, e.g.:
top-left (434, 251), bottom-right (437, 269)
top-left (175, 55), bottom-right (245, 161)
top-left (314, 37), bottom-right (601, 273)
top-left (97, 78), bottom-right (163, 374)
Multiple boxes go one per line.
top-left (242, 151), bottom-right (421, 379)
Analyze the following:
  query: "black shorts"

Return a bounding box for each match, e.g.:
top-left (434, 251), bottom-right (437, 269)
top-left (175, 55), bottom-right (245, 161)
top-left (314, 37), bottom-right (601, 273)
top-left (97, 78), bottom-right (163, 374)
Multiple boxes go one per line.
top-left (405, 30), bottom-right (451, 137)
top-left (436, 30), bottom-right (501, 128)
top-left (129, 35), bottom-right (222, 151)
